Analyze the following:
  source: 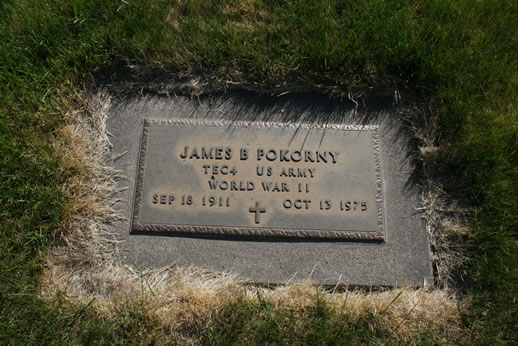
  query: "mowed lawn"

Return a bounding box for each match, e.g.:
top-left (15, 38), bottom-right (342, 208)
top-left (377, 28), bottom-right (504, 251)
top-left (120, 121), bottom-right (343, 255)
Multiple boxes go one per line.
top-left (1, 0), bottom-right (517, 343)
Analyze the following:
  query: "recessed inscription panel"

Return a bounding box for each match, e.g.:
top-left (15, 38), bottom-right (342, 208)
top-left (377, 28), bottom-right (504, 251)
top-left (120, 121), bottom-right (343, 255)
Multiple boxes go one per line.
top-left (131, 119), bottom-right (384, 240)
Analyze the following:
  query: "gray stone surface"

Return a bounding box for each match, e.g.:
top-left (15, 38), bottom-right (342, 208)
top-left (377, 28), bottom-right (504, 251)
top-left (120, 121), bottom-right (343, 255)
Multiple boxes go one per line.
top-left (107, 90), bottom-right (433, 286)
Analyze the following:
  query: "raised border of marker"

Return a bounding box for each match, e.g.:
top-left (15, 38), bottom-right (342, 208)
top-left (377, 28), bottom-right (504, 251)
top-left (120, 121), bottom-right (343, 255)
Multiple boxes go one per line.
top-left (131, 119), bottom-right (385, 241)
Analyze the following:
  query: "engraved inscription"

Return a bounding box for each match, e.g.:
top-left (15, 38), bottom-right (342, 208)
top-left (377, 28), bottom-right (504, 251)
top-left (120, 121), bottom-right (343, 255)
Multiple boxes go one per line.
top-left (249, 201), bottom-right (266, 224)
top-left (131, 119), bottom-right (385, 241)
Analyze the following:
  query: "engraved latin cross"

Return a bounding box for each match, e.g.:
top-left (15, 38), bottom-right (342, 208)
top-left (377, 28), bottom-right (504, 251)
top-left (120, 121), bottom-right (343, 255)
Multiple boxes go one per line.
top-left (249, 201), bottom-right (266, 224)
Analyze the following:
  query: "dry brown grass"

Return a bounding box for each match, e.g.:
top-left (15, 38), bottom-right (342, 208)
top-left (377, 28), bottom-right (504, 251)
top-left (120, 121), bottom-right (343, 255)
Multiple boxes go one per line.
top-left (399, 101), bottom-right (469, 289)
top-left (40, 88), bottom-right (465, 342)
top-left (421, 185), bottom-right (469, 288)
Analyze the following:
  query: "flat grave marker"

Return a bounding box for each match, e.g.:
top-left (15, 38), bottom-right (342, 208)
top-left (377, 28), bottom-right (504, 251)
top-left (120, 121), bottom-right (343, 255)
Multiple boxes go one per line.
top-left (132, 119), bottom-right (384, 241)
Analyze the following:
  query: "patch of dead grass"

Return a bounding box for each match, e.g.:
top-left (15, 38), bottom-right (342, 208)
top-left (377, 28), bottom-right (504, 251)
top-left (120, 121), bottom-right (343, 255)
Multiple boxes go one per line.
top-left (399, 101), bottom-right (469, 289)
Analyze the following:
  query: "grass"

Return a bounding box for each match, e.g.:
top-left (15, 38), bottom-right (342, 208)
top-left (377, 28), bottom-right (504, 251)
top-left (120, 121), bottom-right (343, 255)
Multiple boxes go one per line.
top-left (1, 0), bottom-right (517, 343)
top-left (201, 290), bottom-right (456, 344)
top-left (203, 294), bottom-right (394, 344)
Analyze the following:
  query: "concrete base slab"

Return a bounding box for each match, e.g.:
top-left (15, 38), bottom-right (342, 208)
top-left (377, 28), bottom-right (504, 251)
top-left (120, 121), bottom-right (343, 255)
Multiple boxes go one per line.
top-left (107, 90), bottom-right (433, 286)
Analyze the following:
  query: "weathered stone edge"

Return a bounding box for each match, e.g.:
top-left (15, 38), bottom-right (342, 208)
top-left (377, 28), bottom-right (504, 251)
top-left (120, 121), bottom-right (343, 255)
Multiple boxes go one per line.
top-left (147, 117), bottom-right (379, 131)
top-left (130, 118), bottom-right (151, 230)
top-left (132, 222), bottom-right (384, 241)
top-left (372, 129), bottom-right (386, 240)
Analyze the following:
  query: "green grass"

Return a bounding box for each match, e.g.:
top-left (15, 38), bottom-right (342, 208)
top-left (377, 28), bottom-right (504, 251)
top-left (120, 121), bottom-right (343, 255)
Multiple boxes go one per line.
top-left (1, 0), bottom-right (517, 343)
top-left (203, 296), bottom-right (393, 344)
top-left (201, 291), bottom-right (453, 344)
